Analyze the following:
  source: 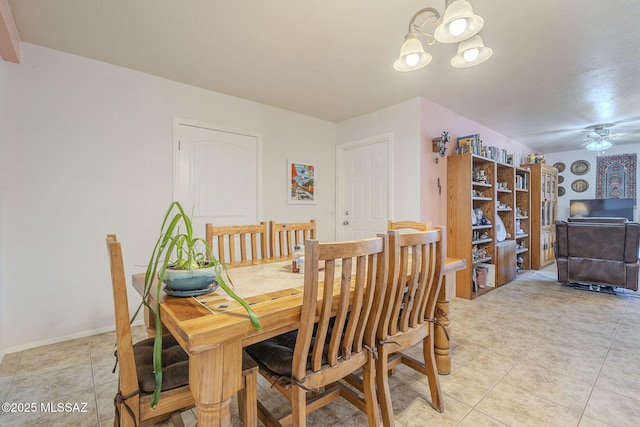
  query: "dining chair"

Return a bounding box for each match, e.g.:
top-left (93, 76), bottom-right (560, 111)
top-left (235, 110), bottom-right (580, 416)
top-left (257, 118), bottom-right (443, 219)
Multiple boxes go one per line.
top-left (387, 220), bottom-right (432, 231)
top-left (375, 228), bottom-right (446, 425)
top-left (246, 235), bottom-right (389, 427)
top-left (205, 222), bottom-right (268, 267)
top-left (106, 234), bottom-right (258, 427)
top-left (269, 219), bottom-right (317, 258)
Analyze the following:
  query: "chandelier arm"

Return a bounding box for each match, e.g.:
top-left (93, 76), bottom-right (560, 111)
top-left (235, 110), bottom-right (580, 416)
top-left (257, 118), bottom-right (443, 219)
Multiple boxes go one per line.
top-left (408, 7), bottom-right (441, 45)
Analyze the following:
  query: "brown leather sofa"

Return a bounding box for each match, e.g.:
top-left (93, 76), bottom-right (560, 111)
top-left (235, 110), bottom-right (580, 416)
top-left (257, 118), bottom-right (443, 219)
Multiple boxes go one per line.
top-left (555, 217), bottom-right (640, 291)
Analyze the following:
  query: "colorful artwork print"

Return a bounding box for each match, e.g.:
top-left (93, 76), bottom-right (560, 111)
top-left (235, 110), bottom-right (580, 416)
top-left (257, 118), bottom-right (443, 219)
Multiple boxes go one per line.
top-left (288, 160), bottom-right (316, 204)
top-left (596, 153), bottom-right (637, 205)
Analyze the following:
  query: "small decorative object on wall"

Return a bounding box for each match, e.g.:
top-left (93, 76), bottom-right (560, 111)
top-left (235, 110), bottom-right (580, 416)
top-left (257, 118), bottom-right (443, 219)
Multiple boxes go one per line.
top-left (596, 153), bottom-right (637, 205)
top-left (558, 175), bottom-right (564, 184)
top-left (570, 160), bottom-right (590, 175)
top-left (571, 179), bottom-right (589, 193)
top-left (553, 162), bottom-right (566, 173)
top-left (288, 160), bottom-right (316, 204)
top-left (432, 131), bottom-right (450, 163)
top-left (558, 186), bottom-right (566, 196)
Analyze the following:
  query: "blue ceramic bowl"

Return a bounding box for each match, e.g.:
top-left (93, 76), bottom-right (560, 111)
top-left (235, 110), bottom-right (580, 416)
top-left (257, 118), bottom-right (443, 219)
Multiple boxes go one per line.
top-left (162, 266), bottom-right (217, 291)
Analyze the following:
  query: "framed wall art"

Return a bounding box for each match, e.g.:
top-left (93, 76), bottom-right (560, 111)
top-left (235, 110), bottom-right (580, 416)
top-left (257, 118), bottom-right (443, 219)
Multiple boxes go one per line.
top-left (288, 160), bottom-right (316, 204)
top-left (596, 153), bottom-right (637, 205)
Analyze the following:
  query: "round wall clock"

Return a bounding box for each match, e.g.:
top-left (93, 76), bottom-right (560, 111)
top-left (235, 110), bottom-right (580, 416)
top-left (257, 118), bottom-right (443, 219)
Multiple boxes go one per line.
top-left (558, 186), bottom-right (566, 196)
top-left (558, 175), bottom-right (564, 184)
top-left (570, 160), bottom-right (590, 175)
top-left (571, 179), bottom-right (589, 192)
top-left (553, 162), bottom-right (566, 173)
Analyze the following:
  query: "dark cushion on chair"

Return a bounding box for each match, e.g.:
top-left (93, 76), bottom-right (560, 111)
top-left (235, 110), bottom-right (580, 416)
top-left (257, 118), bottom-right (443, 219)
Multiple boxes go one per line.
top-left (246, 320), bottom-right (337, 377)
top-left (246, 330), bottom-right (298, 376)
top-left (133, 334), bottom-right (189, 393)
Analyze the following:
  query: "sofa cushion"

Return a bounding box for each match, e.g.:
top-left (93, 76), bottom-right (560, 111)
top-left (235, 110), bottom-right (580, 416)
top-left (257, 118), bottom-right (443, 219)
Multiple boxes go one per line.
top-left (566, 223), bottom-right (626, 260)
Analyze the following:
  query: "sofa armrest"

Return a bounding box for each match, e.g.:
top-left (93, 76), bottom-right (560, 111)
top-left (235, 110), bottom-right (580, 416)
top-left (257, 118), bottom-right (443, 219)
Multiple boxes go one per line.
top-left (624, 222), bottom-right (640, 263)
top-left (555, 220), bottom-right (568, 257)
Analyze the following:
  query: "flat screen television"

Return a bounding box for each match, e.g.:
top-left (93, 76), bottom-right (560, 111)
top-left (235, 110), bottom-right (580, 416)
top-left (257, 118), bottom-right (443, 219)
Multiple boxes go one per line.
top-left (569, 198), bottom-right (634, 221)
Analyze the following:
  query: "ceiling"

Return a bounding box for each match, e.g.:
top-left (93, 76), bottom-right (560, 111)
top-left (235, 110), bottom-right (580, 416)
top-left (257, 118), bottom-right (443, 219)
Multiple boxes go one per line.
top-left (7, 0), bottom-right (640, 153)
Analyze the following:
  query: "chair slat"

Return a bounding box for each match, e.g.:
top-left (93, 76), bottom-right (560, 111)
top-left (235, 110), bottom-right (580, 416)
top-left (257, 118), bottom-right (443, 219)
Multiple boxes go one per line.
top-left (206, 222), bottom-right (268, 266)
top-left (269, 220), bottom-right (317, 258)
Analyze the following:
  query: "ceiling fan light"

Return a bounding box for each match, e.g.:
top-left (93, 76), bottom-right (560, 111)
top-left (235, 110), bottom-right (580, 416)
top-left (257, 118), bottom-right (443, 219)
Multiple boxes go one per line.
top-left (393, 33), bottom-right (432, 72)
top-left (451, 35), bottom-right (493, 68)
top-left (434, 0), bottom-right (484, 43)
top-left (586, 140), bottom-right (612, 151)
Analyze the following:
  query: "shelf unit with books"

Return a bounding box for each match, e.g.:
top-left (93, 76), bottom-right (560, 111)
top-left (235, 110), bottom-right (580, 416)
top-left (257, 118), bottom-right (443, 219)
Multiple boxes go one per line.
top-left (448, 150), bottom-right (527, 299)
top-left (514, 167), bottom-right (531, 271)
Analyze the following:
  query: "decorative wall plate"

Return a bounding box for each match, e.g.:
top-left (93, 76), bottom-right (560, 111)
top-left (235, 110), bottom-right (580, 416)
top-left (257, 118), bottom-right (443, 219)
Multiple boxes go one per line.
top-left (558, 186), bottom-right (566, 196)
top-left (557, 175), bottom-right (564, 184)
top-left (570, 160), bottom-right (590, 175)
top-left (553, 162), bottom-right (566, 173)
top-left (571, 179), bottom-right (589, 192)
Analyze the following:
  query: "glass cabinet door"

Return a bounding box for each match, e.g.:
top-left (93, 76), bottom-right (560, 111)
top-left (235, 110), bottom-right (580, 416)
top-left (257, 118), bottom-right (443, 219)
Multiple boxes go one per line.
top-left (550, 173), bottom-right (557, 223)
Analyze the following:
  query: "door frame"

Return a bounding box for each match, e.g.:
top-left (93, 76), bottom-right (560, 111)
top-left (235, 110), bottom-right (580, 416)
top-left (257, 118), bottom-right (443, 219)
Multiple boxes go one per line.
top-left (335, 133), bottom-right (394, 240)
top-left (172, 117), bottom-right (264, 221)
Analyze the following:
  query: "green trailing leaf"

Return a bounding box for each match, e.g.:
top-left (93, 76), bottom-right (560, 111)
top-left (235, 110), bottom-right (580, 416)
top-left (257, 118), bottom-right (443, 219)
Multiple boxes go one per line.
top-left (133, 201), bottom-right (261, 408)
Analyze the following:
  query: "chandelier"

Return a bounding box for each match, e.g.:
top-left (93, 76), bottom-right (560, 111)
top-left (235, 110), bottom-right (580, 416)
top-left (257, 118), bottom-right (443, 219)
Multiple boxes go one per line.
top-left (393, 0), bottom-right (493, 72)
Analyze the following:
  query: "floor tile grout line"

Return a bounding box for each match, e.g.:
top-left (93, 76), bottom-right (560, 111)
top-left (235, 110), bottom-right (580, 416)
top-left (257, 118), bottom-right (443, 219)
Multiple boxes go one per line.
top-left (576, 294), bottom-right (631, 426)
top-left (462, 308), bottom-right (564, 427)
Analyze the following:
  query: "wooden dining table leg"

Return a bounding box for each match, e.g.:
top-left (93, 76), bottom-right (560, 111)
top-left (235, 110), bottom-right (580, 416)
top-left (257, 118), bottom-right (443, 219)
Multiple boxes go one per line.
top-left (434, 270), bottom-right (456, 375)
top-left (189, 342), bottom-right (243, 427)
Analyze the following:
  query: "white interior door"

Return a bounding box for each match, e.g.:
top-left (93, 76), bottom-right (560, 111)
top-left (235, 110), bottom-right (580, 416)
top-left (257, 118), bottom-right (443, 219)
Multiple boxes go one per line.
top-left (336, 135), bottom-right (392, 241)
top-left (174, 119), bottom-right (262, 239)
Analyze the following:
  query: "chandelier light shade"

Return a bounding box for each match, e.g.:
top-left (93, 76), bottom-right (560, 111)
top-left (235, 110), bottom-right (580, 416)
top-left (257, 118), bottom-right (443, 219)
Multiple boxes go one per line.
top-left (394, 0), bottom-right (491, 71)
top-left (433, 0), bottom-right (484, 43)
top-left (393, 33), bottom-right (433, 72)
top-left (450, 35), bottom-right (493, 68)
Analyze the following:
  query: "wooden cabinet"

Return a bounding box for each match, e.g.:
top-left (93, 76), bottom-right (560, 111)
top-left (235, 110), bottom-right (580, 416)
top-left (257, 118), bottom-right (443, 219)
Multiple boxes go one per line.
top-left (447, 153), bottom-right (527, 299)
top-left (496, 240), bottom-right (517, 285)
top-left (524, 163), bottom-right (558, 269)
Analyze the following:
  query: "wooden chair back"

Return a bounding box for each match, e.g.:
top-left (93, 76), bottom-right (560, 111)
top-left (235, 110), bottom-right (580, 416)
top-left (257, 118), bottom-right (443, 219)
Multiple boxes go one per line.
top-left (106, 234), bottom-right (195, 427)
top-left (269, 220), bottom-right (317, 258)
top-left (387, 220), bottom-right (432, 231)
top-left (205, 222), bottom-right (268, 267)
top-left (375, 228), bottom-right (446, 421)
top-left (295, 235), bottom-right (389, 386)
top-left (379, 228), bottom-right (444, 339)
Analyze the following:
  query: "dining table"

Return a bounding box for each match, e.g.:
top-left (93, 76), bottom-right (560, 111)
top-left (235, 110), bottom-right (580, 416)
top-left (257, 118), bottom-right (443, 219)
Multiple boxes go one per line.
top-left (132, 256), bottom-right (465, 427)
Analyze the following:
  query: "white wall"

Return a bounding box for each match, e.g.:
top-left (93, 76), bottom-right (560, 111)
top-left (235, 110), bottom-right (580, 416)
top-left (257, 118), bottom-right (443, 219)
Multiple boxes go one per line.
top-left (0, 57), bottom-right (5, 361)
top-left (336, 99), bottom-right (423, 222)
top-left (544, 145), bottom-right (640, 221)
top-left (1, 43), bottom-right (336, 352)
top-left (419, 98), bottom-right (534, 227)
top-left (336, 97), bottom-right (536, 229)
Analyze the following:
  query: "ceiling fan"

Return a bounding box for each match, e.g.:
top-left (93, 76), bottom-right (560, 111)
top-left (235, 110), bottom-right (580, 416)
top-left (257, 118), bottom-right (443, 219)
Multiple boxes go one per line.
top-left (581, 123), bottom-right (640, 152)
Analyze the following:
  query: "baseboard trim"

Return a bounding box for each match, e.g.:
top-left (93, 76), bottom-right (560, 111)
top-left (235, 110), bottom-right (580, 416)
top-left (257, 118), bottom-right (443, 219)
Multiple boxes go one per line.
top-left (3, 319), bottom-right (145, 354)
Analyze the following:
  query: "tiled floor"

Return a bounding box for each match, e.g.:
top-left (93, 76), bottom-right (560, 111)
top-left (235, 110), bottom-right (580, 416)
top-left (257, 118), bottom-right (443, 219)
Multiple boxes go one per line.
top-left (2, 265), bottom-right (640, 426)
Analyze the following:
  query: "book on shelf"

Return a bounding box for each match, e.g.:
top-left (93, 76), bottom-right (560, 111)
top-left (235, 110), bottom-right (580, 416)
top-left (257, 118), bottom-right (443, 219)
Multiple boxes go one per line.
top-left (457, 134), bottom-right (481, 155)
top-left (473, 263), bottom-right (496, 289)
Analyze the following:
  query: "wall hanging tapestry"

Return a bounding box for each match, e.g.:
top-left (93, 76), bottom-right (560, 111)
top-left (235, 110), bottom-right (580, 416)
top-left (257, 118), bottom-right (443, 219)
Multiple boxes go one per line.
top-left (596, 153), bottom-right (637, 205)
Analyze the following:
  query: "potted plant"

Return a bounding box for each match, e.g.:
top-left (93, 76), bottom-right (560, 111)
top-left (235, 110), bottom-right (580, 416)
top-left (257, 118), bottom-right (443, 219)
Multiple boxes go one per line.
top-left (134, 201), bottom-right (261, 407)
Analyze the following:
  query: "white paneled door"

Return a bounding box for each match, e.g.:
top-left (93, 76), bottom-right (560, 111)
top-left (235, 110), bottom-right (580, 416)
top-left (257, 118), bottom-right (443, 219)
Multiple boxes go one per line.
top-left (336, 135), bottom-right (391, 241)
top-left (174, 120), bottom-right (261, 239)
